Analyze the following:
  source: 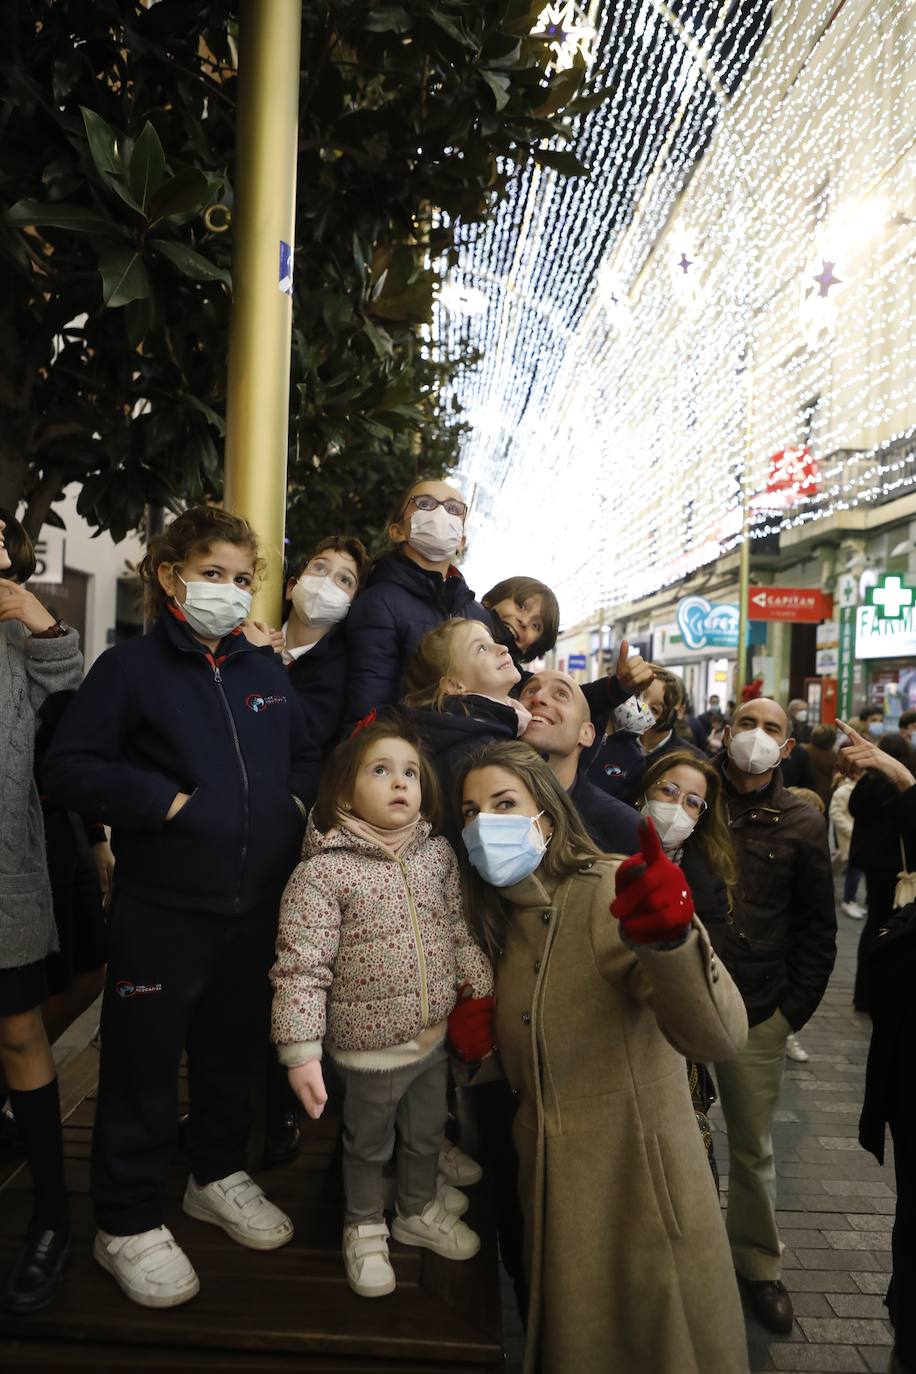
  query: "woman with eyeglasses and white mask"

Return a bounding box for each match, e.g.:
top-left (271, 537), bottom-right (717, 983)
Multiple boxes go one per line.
top-left (636, 750), bottom-right (740, 1185)
top-left (281, 535), bottom-right (369, 754)
top-left (342, 477), bottom-right (493, 732)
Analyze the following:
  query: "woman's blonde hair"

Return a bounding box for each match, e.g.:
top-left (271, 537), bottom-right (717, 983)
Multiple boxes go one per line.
top-left (403, 619), bottom-right (477, 711)
top-left (453, 740), bottom-right (603, 961)
top-left (637, 750), bottom-right (738, 889)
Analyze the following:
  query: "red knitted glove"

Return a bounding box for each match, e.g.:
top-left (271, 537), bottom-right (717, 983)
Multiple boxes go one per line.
top-left (610, 819), bottom-right (694, 946)
top-left (448, 990), bottom-right (496, 1063)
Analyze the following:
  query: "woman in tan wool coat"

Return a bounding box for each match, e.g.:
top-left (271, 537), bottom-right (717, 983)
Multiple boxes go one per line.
top-left (455, 741), bottom-right (750, 1374)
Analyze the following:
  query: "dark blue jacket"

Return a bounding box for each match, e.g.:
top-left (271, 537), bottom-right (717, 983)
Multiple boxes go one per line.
top-left (406, 695), bottom-right (522, 840)
top-left (343, 552), bottom-right (491, 729)
top-left (568, 771), bottom-right (640, 856)
top-left (583, 728), bottom-right (706, 805)
top-left (41, 610), bottom-right (320, 915)
top-left (287, 622), bottom-right (348, 754)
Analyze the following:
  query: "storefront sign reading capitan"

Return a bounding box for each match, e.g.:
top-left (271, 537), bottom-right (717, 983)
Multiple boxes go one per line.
top-left (675, 596), bottom-right (740, 652)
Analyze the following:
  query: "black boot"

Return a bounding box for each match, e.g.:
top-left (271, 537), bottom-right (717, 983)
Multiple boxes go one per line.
top-left (5, 1220), bottom-right (70, 1313)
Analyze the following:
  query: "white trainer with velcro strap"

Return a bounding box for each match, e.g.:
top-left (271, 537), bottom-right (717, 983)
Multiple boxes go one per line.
top-left (94, 1225), bottom-right (200, 1308)
top-left (391, 1196), bottom-right (480, 1259)
top-left (343, 1220), bottom-right (397, 1297)
top-left (183, 1171), bottom-right (293, 1250)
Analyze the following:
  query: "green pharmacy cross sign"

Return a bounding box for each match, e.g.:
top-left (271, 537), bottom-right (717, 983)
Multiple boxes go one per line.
top-left (867, 574), bottom-right (916, 620)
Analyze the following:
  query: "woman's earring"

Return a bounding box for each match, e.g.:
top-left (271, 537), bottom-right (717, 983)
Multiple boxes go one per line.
top-left (341, 801), bottom-right (351, 812)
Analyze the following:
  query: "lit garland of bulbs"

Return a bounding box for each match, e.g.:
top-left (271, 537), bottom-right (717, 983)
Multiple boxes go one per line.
top-left (436, 0), bottom-right (916, 630)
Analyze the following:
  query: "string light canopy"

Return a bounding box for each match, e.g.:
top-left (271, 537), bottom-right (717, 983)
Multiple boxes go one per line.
top-left (439, 0), bottom-right (915, 629)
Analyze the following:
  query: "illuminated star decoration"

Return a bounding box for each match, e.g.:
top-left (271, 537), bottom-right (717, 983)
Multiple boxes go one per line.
top-left (813, 259), bottom-right (842, 296)
top-left (531, 1), bottom-right (597, 74)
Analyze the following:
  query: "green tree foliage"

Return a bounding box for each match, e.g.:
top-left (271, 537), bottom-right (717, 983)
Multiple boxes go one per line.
top-left (1, 0), bottom-right (588, 554)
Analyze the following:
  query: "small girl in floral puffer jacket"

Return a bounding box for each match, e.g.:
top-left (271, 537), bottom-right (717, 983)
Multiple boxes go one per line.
top-left (270, 717), bottom-right (494, 1299)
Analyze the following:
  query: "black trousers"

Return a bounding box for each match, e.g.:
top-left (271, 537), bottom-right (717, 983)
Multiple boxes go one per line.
top-left (855, 873), bottom-right (896, 1012)
top-left (888, 1112), bottom-right (916, 1367)
top-left (92, 891), bottom-right (278, 1236)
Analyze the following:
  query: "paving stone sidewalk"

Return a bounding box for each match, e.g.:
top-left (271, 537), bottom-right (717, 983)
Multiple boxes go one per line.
top-left (715, 900), bottom-right (897, 1373)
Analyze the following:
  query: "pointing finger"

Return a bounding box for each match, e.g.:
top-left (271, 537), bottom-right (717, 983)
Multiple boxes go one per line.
top-left (638, 817), bottom-right (663, 866)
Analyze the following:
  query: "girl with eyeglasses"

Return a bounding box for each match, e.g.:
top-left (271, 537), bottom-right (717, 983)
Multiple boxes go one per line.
top-left (342, 478), bottom-right (493, 733)
top-left (636, 750), bottom-right (739, 1188)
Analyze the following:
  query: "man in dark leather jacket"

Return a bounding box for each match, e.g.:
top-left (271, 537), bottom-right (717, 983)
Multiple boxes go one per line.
top-left (706, 699), bottom-right (836, 1336)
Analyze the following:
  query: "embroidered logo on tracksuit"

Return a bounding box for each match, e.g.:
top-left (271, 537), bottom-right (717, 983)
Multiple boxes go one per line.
top-left (245, 693), bottom-right (287, 713)
top-left (116, 980), bottom-right (163, 999)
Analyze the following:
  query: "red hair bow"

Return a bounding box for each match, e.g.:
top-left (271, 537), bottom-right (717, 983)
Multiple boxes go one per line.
top-left (350, 708), bottom-right (377, 738)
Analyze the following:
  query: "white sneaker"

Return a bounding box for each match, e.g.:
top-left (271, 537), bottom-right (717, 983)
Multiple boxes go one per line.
top-left (437, 1173), bottom-right (469, 1217)
top-left (343, 1221), bottom-right (396, 1298)
top-left (438, 1142), bottom-right (482, 1186)
top-left (785, 1034), bottom-right (809, 1063)
top-left (93, 1225), bottom-right (200, 1308)
top-left (183, 1171), bottom-right (293, 1251)
top-left (842, 900), bottom-right (866, 920)
top-left (391, 1197), bottom-right (480, 1260)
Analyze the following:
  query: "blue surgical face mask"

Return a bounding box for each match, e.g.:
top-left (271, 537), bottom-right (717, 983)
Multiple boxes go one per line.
top-left (462, 811), bottom-right (548, 888)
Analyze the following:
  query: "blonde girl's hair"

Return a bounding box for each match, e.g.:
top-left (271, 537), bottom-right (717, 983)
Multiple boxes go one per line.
top-left (452, 740), bottom-right (603, 961)
top-left (138, 506), bottom-right (264, 619)
top-left (402, 619), bottom-right (478, 711)
top-left (312, 714), bottom-right (442, 834)
top-left (637, 749), bottom-right (738, 890)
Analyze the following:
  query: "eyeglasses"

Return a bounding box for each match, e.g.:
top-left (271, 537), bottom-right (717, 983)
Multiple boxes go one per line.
top-left (406, 495), bottom-right (468, 519)
top-left (650, 780), bottom-right (708, 817)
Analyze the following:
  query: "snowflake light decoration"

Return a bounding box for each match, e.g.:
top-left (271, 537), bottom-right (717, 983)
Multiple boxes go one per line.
top-left (531, 1), bottom-right (597, 75)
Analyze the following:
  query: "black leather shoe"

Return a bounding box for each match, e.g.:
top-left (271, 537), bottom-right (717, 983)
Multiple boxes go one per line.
top-left (5, 1221), bottom-right (70, 1313)
top-left (739, 1276), bottom-right (794, 1333)
top-left (264, 1112), bottom-right (301, 1169)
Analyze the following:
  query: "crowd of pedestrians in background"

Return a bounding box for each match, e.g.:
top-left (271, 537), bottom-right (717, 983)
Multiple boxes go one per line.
top-left (1, 482), bottom-right (913, 1374)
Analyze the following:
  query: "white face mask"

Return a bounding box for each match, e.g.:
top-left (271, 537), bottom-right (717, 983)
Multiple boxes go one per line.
top-left (407, 507), bottom-right (464, 563)
top-left (795, 709), bottom-right (808, 724)
top-left (613, 695), bottom-right (656, 736)
top-left (291, 573), bottom-right (352, 628)
top-left (640, 799), bottom-right (697, 851)
top-left (177, 576), bottom-right (251, 640)
top-left (727, 726), bottom-right (785, 775)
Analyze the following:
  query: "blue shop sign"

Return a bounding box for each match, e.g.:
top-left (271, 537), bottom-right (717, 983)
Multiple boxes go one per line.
top-left (675, 596), bottom-right (740, 652)
top-left (568, 653), bottom-right (587, 670)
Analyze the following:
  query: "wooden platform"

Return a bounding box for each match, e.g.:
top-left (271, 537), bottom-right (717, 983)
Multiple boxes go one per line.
top-left (0, 1048), bottom-right (504, 1371)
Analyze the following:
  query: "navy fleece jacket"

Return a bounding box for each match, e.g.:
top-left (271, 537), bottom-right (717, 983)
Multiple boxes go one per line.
top-left (41, 610), bottom-right (320, 914)
top-left (343, 552), bottom-right (491, 729)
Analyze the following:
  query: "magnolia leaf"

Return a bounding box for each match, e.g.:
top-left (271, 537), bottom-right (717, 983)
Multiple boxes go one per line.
top-left (535, 67), bottom-right (584, 117)
top-left (532, 147), bottom-right (589, 177)
top-left (567, 82), bottom-right (619, 114)
top-left (183, 393), bottom-right (226, 435)
top-left (481, 71), bottom-right (511, 112)
top-left (98, 245), bottom-right (150, 308)
top-left (363, 7), bottom-right (412, 33)
top-left (5, 198), bottom-right (127, 239)
top-left (128, 121), bottom-right (168, 210)
top-left (80, 107), bottom-right (122, 176)
top-left (148, 168), bottom-right (211, 222)
top-left (124, 296), bottom-right (153, 347)
top-left (149, 239), bottom-right (231, 285)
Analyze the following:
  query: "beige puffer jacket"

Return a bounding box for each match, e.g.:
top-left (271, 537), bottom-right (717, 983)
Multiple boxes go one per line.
top-left (270, 817), bottom-right (492, 1056)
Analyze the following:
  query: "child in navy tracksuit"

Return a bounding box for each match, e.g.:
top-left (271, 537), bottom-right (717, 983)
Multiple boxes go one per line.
top-left (41, 507), bottom-right (320, 1311)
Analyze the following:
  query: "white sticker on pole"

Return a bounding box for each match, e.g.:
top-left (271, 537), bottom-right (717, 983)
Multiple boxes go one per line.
top-left (279, 241), bottom-right (293, 297)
